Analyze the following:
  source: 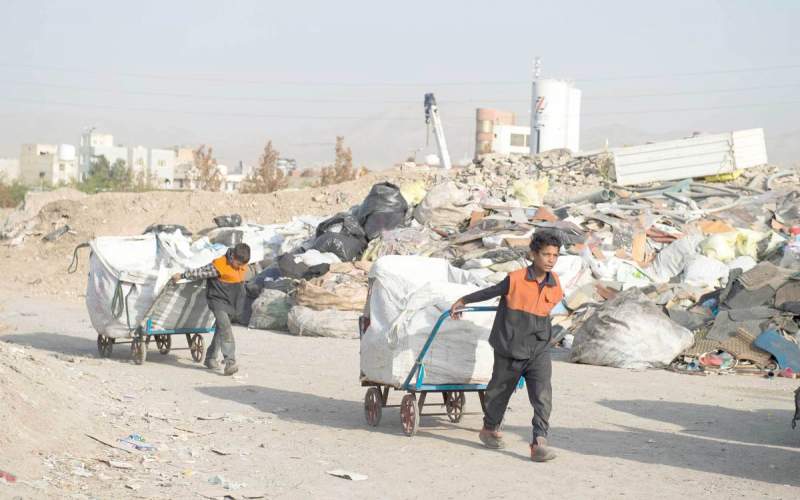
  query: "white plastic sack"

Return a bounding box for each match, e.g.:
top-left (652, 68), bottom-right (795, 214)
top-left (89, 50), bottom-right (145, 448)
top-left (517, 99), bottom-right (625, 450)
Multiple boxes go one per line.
top-left (646, 235), bottom-right (703, 283)
top-left (293, 249), bottom-right (341, 267)
top-left (287, 306), bottom-right (360, 339)
top-left (727, 255), bottom-right (757, 272)
top-left (361, 255), bottom-right (495, 386)
top-left (86, 233), bottom-right (226, 339)
top-left (569, 288), bottom-right (694, 369)
top-left (413, 182), bottom-right (479, 229)
top-left (552, 255), bottom-right (591, 297)
top-left (683, 255), bottom-right (729, 287)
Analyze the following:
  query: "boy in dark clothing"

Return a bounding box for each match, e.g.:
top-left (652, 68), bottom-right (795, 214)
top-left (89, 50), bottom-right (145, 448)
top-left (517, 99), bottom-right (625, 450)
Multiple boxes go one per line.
top-left (172, 243), bottom-right (251, 376)
top-left (450, 231), bottom-right (563, 462)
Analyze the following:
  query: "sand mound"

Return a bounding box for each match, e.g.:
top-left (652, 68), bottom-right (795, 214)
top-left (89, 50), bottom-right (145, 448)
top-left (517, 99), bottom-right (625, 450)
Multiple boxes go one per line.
top-left (0, 169), bottom-right (417, 299)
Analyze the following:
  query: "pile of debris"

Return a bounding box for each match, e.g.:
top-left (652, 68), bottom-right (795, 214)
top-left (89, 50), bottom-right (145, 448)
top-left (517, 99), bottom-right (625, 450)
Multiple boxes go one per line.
top-left (457, 150), bottom-right (612, 206)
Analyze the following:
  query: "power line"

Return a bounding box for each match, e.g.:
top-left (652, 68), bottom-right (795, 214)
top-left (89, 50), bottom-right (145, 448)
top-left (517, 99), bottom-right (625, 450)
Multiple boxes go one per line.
top-left (0, 61), bottom-right (799, 87)
top-left (582, 100), bottom-right (800, 116)
top-left (0, 96), bottom-right (420, 121)
top-left (2, 79), bottom-right (799, 106)
top-left (3, 95), bottom-right (798, 121)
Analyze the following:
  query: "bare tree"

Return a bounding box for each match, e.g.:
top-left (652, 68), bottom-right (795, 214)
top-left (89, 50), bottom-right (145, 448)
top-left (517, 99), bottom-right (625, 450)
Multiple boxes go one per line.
top-left (192, 145), bottom-right (223, 191)
top-left (320, 136), bottom-right (356, 186)
top-left (241, 141), bottom-right (288, 194)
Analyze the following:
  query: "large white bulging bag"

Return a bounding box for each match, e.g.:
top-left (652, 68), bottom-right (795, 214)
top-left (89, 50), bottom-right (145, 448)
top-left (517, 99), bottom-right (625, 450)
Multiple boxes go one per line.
top-left (569, 288), bottom-right (694, 369)
top-left (360, 255), bottom-right (498, 386)
top-left (86, 233), bottom-right (226, 339)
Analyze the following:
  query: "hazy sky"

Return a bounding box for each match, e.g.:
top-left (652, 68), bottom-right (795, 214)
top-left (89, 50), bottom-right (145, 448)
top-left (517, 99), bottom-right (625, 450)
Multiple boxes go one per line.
top-left (1, 0), bottom-right (798, 168)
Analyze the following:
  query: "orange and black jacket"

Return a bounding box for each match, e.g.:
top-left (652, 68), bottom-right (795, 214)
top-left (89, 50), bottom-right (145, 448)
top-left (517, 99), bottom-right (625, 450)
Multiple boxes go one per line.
top-left (461, 266), bottom-right (564, 359)
top-left (181, 254), bottom-right (247, 315)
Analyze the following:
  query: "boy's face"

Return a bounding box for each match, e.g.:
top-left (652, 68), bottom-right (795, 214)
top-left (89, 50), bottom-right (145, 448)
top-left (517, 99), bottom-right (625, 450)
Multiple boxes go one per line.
top-left (230, 257), bottom-right (246, 269)
top-left (529, 245), bottom-right (559, 273)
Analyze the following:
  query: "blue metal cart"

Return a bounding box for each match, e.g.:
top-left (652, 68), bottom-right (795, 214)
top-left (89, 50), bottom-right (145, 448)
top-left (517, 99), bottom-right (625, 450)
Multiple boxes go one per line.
top-left (97, 280), bottom-right (216, 365)
top-left (361, 306), bottom-right (509, 437)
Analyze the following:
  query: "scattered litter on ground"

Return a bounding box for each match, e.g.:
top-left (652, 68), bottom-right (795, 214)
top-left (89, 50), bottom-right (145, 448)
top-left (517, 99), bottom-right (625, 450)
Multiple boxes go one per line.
top-left (326, 469), bottom-right (368, 481)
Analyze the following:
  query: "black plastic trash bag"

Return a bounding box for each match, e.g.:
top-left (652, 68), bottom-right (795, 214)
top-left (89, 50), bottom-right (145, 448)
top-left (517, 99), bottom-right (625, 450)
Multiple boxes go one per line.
top-left (278, 253), bottom-right (331, 280)
top-left (312, 212), bottom-right (368, 261)
top-left (356, 182), bottom-right (409, 240)
top-left (213, 214), bottom-right (243, 228)
top-left (315, 213), bottom-right (366, 239)
top-left (312, 232), bottom-right (367, 262)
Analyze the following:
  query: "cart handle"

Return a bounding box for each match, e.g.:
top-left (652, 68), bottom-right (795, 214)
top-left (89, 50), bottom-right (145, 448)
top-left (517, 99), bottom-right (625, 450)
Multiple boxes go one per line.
top-left (401, 306), bottom-right (498, 391)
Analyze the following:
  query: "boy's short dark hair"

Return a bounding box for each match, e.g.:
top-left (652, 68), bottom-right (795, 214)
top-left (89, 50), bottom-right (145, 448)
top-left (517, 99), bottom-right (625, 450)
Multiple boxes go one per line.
top-left (530, 231), bottom-right (561, 253)
top-left (231, 243), bottom-right (251, 264)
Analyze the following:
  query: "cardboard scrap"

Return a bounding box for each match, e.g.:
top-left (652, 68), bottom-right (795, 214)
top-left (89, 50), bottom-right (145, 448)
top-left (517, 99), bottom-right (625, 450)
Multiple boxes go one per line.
top-left (697, 219), bottom-right (735, 234)
top-left (469, 210), bottom-right (486, 228)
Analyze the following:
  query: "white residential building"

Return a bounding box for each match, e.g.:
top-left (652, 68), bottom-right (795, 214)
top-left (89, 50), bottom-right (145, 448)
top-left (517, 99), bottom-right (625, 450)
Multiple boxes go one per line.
top-left (78, 130), bottom-right (114, 178)
top-left (20, 144), bottom-right (79, 185)
top-left (149, 148), bottom-right (177, 189)
top-left (0, 158), bottom-right (20, 182)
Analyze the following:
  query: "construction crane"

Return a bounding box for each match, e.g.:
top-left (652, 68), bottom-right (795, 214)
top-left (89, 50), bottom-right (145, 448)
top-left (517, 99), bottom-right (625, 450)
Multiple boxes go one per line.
top-left (423, 93), bottom-right (452, 170)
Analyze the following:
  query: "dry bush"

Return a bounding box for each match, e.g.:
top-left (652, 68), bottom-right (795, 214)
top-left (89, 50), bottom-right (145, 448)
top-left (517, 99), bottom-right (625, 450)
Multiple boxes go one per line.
top-left (192, 145), bottom-right (223, 192)
top-left (320, 136), bottom-right (356, 186)
top-left (241, 141), bottom-right (288, 194)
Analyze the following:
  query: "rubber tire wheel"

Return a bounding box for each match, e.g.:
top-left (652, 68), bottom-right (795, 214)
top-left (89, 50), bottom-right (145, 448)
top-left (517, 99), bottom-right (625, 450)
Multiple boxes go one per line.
top-left (445, 391), bottom-right (466, 423)
top-left (400, 394), bottom-right (419, 437)
top-left (131, 337), bottom-right (146, 365)
top-left (364, 387), bottom-right (383, 427)
top-left (97, 335), bottom-right (114, 358)
top-left (190, 334), bottom-right (204, 363)
top-left (156, 335), bottom-right (172, 355)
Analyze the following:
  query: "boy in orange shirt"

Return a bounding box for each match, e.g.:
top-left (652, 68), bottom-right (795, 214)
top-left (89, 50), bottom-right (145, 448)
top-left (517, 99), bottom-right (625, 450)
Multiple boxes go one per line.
top-left (173, 243), bottom-right (251, 376)
top-left (451, 231), bottom-right (563, 461)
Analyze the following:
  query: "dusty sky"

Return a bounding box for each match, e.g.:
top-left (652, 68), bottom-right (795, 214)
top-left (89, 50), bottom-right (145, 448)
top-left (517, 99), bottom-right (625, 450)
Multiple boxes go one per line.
top-left (0, 0), bottom-right (798, 168)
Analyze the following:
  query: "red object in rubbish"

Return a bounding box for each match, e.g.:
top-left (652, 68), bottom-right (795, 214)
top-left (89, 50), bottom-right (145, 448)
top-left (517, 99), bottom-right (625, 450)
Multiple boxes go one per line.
top-left (791, 226), bottom-right (800, 236)
top-left (699, 354), bottom-right (723, 367)
top-left (779, 368), bottom-right (795, 379)
top-left (0, 470), bottom-right (17, 483)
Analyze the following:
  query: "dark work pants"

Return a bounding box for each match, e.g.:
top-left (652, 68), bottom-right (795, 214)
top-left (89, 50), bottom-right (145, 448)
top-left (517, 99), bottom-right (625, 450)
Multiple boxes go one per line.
top-left (483, 341), bottom-right (552, 442)
top-left (208, 306), bottom-right (236, 363)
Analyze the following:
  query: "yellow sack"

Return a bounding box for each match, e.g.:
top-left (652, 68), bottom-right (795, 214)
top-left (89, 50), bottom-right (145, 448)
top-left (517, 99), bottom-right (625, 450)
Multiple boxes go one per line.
top-left (700, 229), bottom-right (767, 262)
top-left (703, 170), bottom-right (742, 182)
top-left (400, 181), bottom-right (427, 206)
top-left (511, 178), bottom-right (549, 207)
top-left (700, 232), bottom-right (738, 262)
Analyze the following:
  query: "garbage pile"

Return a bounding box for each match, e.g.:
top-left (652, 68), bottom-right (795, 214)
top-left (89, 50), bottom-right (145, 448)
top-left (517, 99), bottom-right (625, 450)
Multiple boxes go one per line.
top-left (457, 150), bottom-right (612, 206)
top-left (62, 145), bottom-right (800, 377)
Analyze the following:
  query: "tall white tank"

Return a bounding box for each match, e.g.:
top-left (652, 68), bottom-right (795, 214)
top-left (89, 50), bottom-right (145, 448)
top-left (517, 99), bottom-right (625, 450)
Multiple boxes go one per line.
top-left (58, 144), bottom-right (77, 161)
top-left (530, 79), bottom-right (581, 154)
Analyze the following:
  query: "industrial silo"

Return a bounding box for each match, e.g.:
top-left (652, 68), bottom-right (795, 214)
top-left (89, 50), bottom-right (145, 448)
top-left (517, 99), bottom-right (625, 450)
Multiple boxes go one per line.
top-left (530, 79), bottom-right (581, 155)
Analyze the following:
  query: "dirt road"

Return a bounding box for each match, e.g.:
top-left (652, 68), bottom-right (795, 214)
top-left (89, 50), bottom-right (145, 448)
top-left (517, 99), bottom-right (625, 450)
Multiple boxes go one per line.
top-left (1, 292), bottom-right (798, 499)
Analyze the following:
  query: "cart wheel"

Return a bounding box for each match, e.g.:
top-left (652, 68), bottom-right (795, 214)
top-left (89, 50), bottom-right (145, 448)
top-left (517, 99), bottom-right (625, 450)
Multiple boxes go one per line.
top-left (131, 336), bottom-right (146, 365)
top-left (190, 334), bottom-right (204, 362)
top-left (445, 391), bottom-right (466, 423)
top-left (155, 335), bottom-right (172, 355)
top-left (400, 394), bottom-right (419, 437)
top-left (97, 335), bottom-right (114, 358)
top-left (364, 387), bottom-right (383, 427)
